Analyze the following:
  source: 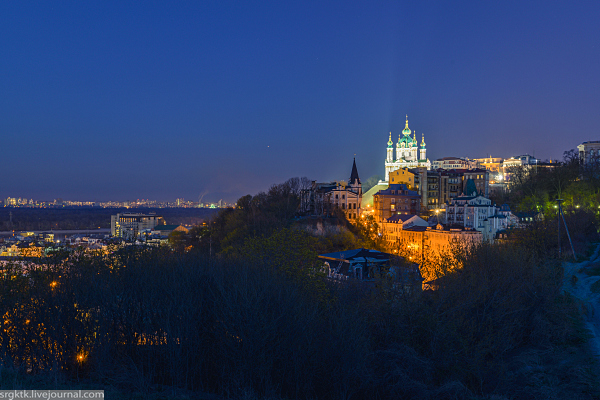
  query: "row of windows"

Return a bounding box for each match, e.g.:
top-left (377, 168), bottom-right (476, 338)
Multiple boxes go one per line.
top-left (390, 204), bottom-right (413, 211)
top-left (341, 203), bottom-right (357, 209)
top-left (582, 149), bottom-right (600, 156)
top-left (390, 190), bottom-right (410, 195)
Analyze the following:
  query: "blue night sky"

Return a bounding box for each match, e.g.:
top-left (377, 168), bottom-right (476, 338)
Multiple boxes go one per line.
top-left (2, 1), bottom-right (599, 202)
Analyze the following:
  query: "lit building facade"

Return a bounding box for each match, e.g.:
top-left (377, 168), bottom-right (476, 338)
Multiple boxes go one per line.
top-left (443, 195), bottom-right (497, 231)
top-left (373, 184), bottom-right (421, 224)
top-left (388, 168), bottom-right (415, 188)
top-left (431, 157), bottom-right (480, 170)
top-left (381, 221), bottom-right (482, 282)
top-left (411, 169), bottom-right (489, 210)
top-left (111, 213), bottom-right (165, 238)
top-left (578, 141), bottom-right (600, 165)
top-left (475, 157), bottom-right (503, 175)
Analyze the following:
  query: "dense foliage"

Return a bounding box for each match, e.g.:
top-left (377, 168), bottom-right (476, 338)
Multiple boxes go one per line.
top-left (1, 173), bottom-right (599, 398)
top-left (1, 238), bottom-right (596, 399)
top-left (494, 149), bottom-right (600, 216)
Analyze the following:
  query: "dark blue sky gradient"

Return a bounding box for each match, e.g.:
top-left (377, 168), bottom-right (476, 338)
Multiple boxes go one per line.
top-left (2, 1), bottom-right (599, 202)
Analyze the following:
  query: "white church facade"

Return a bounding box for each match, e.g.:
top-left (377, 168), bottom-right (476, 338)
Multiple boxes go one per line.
top-left (383, 116), bottom-right (431, 182)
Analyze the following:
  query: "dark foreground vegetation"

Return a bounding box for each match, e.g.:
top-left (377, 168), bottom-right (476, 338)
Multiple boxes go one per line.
top-left (2, 165), bottom-right (600, 399)
top-left (1, 237), bottom-right (598, 399)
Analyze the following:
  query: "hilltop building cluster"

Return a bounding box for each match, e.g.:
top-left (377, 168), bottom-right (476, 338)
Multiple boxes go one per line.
top-left (301, 114), bottom-right (594, 266)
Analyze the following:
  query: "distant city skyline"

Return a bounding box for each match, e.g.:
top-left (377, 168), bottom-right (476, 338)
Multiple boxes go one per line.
top-left (2, 196), bottom-right (233, 208)
top-left (2, 2), bottom-right (599, 202)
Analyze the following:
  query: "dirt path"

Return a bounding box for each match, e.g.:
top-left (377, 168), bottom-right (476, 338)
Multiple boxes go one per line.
top-left (562, 244), bottom-right (600, 357)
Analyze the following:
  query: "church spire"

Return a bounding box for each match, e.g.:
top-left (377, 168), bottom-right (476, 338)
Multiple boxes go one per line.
top-left (402, 115), bottom-right (411, 136)
top-left (349, 158), bottom-right (360, 185)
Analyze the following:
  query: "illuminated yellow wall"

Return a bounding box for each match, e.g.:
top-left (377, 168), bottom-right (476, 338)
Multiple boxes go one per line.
top-left (389, 168), bottom-right (415, 189)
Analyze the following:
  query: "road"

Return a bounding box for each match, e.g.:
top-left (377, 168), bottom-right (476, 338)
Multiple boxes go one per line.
top-left (562, 243), bottom-right (600, 358)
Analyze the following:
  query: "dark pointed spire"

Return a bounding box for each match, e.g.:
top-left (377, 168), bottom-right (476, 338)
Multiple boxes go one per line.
top-left (350, 157), bottom-right (360, 185)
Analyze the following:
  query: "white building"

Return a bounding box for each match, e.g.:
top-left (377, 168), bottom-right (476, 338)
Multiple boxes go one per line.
top-left (578, 141), bottom-right (600, 165)
top-left (502, 154), bottom-right (540, 169)
top-left (443, 195), bottom-right (497, 231)
top-left (384, 116), bottom-right (431, 182)
top-left (111, 213), bottom-right (165, 238)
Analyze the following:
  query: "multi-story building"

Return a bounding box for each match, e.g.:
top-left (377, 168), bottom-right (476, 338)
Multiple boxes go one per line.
top-left (411, 169), bottom-right (489, 210)
top-left (388, 168), bottom-right (415, 188)
top-left (443, 195), bottom-right (497, 231)
top-left (501, 154), bottom-right (540, 172)
top-left (381, 219), bottom-right (482, 281)
top-left (373, 184), bottom-right (421, 223)
top-left (0, 245), bottom-right (21, 257)
top-left (111, 213), bottom-right (165, 238)
top-left (475, 157), bottom-right (503, 175)
top-left (462, 169), bottom-right (489, 197)
top-left (578, 141), bottom-right (600, 165)
top-left (383, 222), bottom-right (482, 259)
top-left (300, 159), bottom-right (362, 220)
top-left (383, 116), bottom-right (430, 182)
top-left (431, 157), bottom-right (480, 170)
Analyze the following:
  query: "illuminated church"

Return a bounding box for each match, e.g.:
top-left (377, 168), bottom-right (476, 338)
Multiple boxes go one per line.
top-left (384, 115), bottom-right (431, 182)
